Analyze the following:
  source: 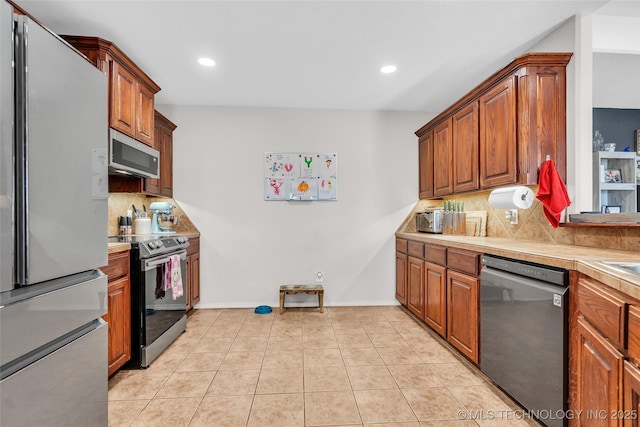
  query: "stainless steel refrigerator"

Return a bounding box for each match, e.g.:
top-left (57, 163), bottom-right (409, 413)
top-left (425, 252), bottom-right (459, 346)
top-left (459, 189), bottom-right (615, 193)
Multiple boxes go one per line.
top-left (0, 1), bottom-right (109, 425)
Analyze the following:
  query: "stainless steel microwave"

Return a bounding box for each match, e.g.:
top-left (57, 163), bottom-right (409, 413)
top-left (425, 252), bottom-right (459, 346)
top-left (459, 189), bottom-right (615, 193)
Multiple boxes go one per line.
top-left (108, 128), bottom-right (159, 179)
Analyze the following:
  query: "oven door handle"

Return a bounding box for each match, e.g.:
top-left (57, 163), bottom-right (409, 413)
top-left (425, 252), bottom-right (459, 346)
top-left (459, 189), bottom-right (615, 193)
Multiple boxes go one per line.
top-left (143, 250), bottom-right (187, 271)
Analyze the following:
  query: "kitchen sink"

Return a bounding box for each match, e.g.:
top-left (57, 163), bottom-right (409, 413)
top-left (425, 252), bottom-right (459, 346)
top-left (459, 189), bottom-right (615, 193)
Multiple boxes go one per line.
top-left (599, 262), bottom-right (640, 278)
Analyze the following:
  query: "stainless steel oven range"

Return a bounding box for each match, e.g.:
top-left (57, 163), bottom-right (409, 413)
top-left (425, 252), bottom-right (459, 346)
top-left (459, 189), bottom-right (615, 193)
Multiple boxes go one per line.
top-left (110, 235), bottom-right (189, 368)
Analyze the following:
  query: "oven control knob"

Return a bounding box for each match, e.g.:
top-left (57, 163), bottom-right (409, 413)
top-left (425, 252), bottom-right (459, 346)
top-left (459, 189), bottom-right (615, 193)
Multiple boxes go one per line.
top-left (147, 241), bottom-right (155, 249)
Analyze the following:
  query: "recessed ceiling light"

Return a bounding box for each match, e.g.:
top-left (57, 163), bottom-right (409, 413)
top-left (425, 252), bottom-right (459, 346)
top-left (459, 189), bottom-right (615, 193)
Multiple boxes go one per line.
top-left (198, 57), bottom-right (216, 67)
top-left (380, 65), bottom-right (397, 74)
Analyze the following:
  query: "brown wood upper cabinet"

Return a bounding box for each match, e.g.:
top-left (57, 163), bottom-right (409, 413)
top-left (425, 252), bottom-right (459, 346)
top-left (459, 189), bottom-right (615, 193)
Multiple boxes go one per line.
top-left (418, 131), bottom-right (434, 199)
top-left (479, 76), bottom-right (516, 188)
top-left (61, 36), bottom-right (161, 146)
top-left (145, 111), bottom-right (177, 197)
top-left (453, 102), bottom-right (479, 193)
top-left (433, 118), bottom-right (453, 196)
top-left (416, 53), bottom-right (571, 199)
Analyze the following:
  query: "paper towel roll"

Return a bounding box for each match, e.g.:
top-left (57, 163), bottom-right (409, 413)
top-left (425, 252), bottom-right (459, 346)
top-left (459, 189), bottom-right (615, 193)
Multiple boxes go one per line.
top-left (488, 186), bottom-right (534, 209)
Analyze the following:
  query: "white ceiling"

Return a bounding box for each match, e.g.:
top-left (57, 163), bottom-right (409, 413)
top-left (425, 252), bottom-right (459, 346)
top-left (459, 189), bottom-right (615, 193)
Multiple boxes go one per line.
top-left (14, 0), bottom-right (638, 112)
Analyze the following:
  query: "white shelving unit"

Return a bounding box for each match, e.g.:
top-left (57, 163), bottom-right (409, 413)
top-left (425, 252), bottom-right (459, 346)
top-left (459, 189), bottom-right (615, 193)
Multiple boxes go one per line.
top-left (593, 151), bottom-right (637, 212)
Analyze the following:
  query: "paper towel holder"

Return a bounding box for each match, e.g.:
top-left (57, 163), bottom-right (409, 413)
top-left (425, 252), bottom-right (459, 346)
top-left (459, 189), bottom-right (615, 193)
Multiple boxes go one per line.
top-left (488, 185), bottom-right (534, 225)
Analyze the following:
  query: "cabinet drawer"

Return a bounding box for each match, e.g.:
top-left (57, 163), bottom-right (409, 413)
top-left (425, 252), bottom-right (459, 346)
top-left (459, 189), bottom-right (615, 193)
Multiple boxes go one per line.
top-left (407, 241), bottom-right (425, 259)
top-left (187, 237), bottom-right (200, 256)
top-left (425, 244), bottom-right (446, 266)
top-left (101, 251), bottom-right (130, 282)
top-left (577, 277), bottom-right (626, 349)
top-left (396, 238), bottom-right (408, 254)
top-left (447, 248), bottom-right (480, 276)
top-left (628, 305), bottom-right (640, 363)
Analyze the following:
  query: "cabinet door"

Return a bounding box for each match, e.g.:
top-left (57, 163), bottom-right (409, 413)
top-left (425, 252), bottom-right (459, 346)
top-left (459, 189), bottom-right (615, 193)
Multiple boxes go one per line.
top-left (447, 270), bottom-right (478, 363)
top-left (452, 102), bottom-right (479, 193)
top-left (433, 118), bottom-right (454, 197)
top-left (106, 275), bottom-right (130, 377)
top-left (144, 119), bottom-right (163, 195)
top-left (424, 261), bottom-right (447, 338)
top-left (575, 316), bottom-right (623, 427)
top-left (110, 61), bottom-right (136, 138)
top-left (136, 83), bottom-right (155, 145)
top-left (185, 255), bottom-right (192, 311)
top-left (190, 252), bottom-right (200, 306)
top-left (418, 130), bottom-right (434, 199)
top-left (623, 361), bottom-right (640, 427)
top-left (160, 128), bottom-right (173, 197)
top-left (407, 256), bottom-right (425, 320)
top-left (185, 238), bottom-right (201, 311)
top-left (396, 252), bottom-right (408, 306)
top-left (479, 76), bottom-right (516, 189)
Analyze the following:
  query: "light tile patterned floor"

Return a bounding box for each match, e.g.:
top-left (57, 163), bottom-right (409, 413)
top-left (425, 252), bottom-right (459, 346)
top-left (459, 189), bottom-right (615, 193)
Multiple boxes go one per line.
top-left (108, 306), bottom-right (542, 426)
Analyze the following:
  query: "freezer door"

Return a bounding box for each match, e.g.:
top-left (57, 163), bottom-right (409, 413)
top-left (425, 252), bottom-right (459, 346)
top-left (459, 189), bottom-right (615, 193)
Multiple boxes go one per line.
top-left (0, 320), bottom-right (107, 427)
top-left (15, 14), bottom-right (108, 286)
top-left (0, 0), bottom-right (13, 293)
top-left (0, 270), bottom-right (107, 368)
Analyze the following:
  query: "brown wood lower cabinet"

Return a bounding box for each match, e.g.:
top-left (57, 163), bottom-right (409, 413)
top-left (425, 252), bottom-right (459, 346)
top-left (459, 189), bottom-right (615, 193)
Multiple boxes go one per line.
top-left (395, 239), bottom-right (479, 364)
top-left (574, 316), bottom-right (623, 425)
top-left (624, 361), bottom-right (640, 427)
top-left (569, 274), bottom-right (640, 427)
top-left (101, 250), bottom-right (131, 377)
top-left (396, 251), bottom-right (408, 306)
top-left (424, 261), bottom-right (446, 337)
top-left (407, 255), bottom-right (425, 320)
top-left (186, 237), bottom-right (201, 311)
top-left (446, 269), bottom-right (479, 363)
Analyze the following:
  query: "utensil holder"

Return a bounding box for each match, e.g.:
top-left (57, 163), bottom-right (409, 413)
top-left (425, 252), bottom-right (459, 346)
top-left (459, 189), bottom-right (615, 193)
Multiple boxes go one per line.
top-left (443, 211), bottom-right (466, 235)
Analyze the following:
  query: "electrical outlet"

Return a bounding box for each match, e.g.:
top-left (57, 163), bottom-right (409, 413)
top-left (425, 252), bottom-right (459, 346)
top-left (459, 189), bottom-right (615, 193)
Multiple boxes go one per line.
top-left (505, 209), bottom-right (518, 225)
top-left (316, 271), bottom-right (323, 282)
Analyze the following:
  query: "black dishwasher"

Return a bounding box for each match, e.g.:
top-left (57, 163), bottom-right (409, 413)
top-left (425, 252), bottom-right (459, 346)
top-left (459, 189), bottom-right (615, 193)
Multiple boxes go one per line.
top-left (480, 254), bottom-right (569, 427)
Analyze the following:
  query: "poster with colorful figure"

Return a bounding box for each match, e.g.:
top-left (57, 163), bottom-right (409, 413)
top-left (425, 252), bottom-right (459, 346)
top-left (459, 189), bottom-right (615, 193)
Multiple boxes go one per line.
top-left (264, 178), bottom-right (288, 200)
top-left (318, 177), bottom-right (337, 200)
top-left (264, 152), bottom-right (337, 201)
top-left (264, 152), bottom-right (298, 178)
top-left (299, 153), bottom-right (319, 178)
top-left (289, 178), bottom-right (318, 200)
top-left (319, 153), bottom-right (337, 178)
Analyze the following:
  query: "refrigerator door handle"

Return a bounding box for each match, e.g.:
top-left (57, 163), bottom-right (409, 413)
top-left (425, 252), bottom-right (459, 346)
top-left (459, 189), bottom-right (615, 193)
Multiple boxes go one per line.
top-left (13, 13), bottom-right (28, 286)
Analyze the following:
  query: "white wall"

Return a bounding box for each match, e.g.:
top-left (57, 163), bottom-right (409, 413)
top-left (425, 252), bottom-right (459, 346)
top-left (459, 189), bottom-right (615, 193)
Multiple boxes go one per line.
top-left (157, 106), bottom-right (428, 308)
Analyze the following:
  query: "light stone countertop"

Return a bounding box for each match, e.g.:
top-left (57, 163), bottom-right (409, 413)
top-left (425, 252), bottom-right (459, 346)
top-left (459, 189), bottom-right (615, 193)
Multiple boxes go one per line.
top-left (396, 231), bottom-right (640, 301)
top-left (108, 242), bottom-right (131, 254)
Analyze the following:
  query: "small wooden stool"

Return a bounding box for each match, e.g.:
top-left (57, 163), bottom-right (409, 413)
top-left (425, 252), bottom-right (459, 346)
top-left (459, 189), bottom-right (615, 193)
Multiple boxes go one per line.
top-left (279, 284), bottom-right (324, 314)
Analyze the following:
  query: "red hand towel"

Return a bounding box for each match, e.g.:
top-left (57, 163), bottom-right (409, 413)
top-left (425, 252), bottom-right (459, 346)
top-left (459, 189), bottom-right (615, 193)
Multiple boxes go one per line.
top-left (536, 160), bottom-right (571, 228)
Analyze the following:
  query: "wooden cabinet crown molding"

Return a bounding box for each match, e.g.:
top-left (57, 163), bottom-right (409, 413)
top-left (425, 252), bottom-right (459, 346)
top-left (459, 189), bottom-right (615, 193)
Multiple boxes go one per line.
top-left (416, 52), bottom-right (571, 198)
top-left (60, 36), bottom-right (161, 94)
top-left (415, 52), bottom-right (572, 138)
top-left (155, 110), bottom-right (178, 132)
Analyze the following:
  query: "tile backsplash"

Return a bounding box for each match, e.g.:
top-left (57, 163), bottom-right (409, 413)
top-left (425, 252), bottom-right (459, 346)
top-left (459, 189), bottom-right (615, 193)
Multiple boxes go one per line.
top-left (107, 193), bottom-right (199, 237)
top-left (406, 186), bottom-right (640, 252)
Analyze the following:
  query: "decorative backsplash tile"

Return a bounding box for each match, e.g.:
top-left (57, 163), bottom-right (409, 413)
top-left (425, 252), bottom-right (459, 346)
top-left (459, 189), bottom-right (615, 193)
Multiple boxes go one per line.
top-left (107, 193), bottom-right (199, 237)
top-left (407, 187), bottom-right (640, 252)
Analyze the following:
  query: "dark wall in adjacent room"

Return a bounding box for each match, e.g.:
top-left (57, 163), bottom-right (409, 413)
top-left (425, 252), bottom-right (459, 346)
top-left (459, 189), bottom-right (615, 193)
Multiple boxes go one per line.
top-left (593, 108), bottom-right (640, 152)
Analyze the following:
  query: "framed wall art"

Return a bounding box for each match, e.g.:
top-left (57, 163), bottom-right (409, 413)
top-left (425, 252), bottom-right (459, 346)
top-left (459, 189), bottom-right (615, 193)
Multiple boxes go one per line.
top-left (264, 152), bottom-right (337, 201)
